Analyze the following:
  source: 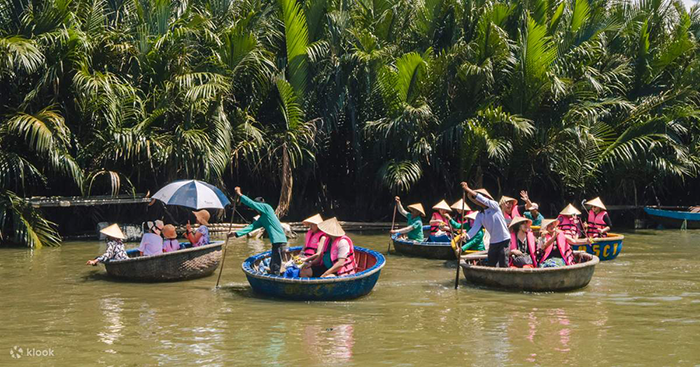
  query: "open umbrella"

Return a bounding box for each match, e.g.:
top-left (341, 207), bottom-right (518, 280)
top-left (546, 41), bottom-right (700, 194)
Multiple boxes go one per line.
top-left (152, 180), bottom-right (231, 209)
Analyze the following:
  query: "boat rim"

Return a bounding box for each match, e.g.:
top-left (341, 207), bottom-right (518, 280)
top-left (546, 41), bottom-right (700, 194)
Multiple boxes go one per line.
top-left (241, 246), bottom-right (386, 284)
top-left (590, 233), bottom-right (624, 243)
top-left (460, 251), bottom-right (600, 273)
top-left (106, 241), bottom-right (225, 264)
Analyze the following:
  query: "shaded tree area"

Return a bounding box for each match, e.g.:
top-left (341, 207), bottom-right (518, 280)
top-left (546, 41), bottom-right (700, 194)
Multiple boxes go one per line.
top-left (1, 0), bottom-right (699, 246)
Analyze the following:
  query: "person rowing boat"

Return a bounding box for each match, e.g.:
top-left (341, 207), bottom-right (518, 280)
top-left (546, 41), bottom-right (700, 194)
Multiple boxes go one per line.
top-left (460, 182), bottom-right (511, 267)
top-left (390, 197), bottom-right (425, 242)
top-left (228, 187), bottom-right (288, 275)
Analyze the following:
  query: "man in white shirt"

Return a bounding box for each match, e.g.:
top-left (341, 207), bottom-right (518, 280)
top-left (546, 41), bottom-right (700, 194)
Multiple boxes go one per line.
top-left (460, 182), bottom-right (511, 267)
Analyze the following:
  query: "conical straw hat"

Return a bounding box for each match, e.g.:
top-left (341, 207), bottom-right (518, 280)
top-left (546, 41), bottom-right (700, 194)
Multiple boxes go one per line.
top-left (407, 203), bottom-right (426, 217)
top-left (450, 199), bottom-right (471, 211)
top-left (508, 216), bottom-right (532, 230)
top-left (100, 223), bottom-right (126, 240)
top-left (466, 211), bottom-right (478, 220)
top-left (559, 204), bottom-right (581, 216)
top-left (473, 188), bottom-right (493, 200)
top-left (192, 210), bottom-right (210, 225)
top-left (432, 200), bottom-right (452, 212)
top-left (586, 197), bottom-right (607, 210)
top-left (302, 214), bottom-right (323, 225)
top-left (499, 195), bottom-right (517, 206)
top-left (540, 219), bottom-right (559, 231)
top-left (318, 217), bottom-right (345, 237)
top-left (162, 224), bottom-right (177, 239)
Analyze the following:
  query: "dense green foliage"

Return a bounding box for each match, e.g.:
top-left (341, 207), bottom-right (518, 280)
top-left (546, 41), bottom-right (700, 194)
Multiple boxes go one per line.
top-left (1, 0), bottom-right (700, 246)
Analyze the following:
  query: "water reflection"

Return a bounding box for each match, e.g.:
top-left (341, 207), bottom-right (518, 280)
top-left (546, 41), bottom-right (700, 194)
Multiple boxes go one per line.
top-left (302, 324), bottom-right (355, 363)
top-left (98, 297), bottom-right (125, 349)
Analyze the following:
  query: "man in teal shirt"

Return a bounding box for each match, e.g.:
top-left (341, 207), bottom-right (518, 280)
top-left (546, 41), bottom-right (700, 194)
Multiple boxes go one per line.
top-left (229, 187), bottom-right (288, 275)
top-left (390, 197), bottom-right (425, 242)
top-left (523, 203), bottom-right (544, 226)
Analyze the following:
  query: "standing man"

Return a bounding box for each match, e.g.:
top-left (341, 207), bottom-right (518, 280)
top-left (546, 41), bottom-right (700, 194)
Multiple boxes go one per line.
top-left (460, 182), bottom-right (511, 267)
top-left (228, 187), bottom-right (288, 275)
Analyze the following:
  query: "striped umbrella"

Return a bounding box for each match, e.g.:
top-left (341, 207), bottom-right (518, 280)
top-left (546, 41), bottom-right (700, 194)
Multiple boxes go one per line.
top-left (151, 180), bottom-right (231, 209)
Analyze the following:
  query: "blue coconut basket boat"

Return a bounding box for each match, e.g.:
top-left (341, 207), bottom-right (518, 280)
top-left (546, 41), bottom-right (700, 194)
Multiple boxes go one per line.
top-left (241, 246), bottom-right (385, 301)
top-left (391, 226), bottom-right (456, 260)
top-left (571, 233), bottom-right (624, 261)
top-left (644, 207), bottom-right (700, 229)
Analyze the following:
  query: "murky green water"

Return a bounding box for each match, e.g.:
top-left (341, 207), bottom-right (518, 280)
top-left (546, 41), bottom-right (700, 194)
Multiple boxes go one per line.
top-left (1, 230), bottom-right (699, 366)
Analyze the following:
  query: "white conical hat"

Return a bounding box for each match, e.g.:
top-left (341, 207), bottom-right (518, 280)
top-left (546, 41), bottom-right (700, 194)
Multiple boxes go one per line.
top-left (499, 195), bottom-right (517, 206)
top-left (407, 203), bottom-right (426, 217)
top-left (540, 219), bottom-right (559, 231)
top-left (432, 200), bottom-right (452, 212)
top-left (302, 214), bottom-right (323, 225)
top-left (559, 204), bottom-right (581, 216)
top-left (466, 211), bottom-right (478, 220)
top-left (586, 197), bottom-right (607, 210)
top-left (508, 216), bottom-right (532, 230)
top-left (450, 199), bottom-right (471, 211)
top-left (100, 223), bottom-right (126, 240)
top-left (318, 217), bottom-right (345, 237)
top-left (473, 188), bottom-right (493, 200)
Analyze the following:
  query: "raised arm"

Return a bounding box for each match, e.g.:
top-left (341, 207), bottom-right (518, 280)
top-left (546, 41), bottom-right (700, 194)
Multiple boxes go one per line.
top-left (520, 190), bottom-right (533, 208)
top-left (395, 196), bottom-right (408, 218)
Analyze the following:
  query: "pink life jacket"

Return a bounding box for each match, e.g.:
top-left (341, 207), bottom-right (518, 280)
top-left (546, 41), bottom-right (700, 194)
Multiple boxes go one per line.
top-left (586, 210), bottom-right (608, 238)
top-left (322, 235), bottom-right (357, 276)
top-left (557, 215), bottom-right (581, 238)
top-left (303, 230), bottom-right (326, 257)
top-left (509, 231), bottom-right (537, 266)
top-left (539, 232), bottom-right (574, 265)
top-left (430, 212), bottom-right (448, 235)
top-left (503, 204), bottom-right (520, 221)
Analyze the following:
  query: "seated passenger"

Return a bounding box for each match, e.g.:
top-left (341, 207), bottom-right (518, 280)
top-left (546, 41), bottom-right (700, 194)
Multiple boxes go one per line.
top-left (428, 200), bottom-right (452, 242)
top-left (499, 195), bottom-right (519, 223)
top-left (299, 214), bottom-right (326, 278)
top-left (557, 204), bottom-right (584, 239)
top-left (508, 216), bottom-right (537, 268)
top-left (186, 210), bottom-right (210, 247)
top-left (536, 219), bottom-right (579, 267)
top-left (584, 197), bottom-right (611, 238)
top-left (138, 220), bottom-right (164, 256)
top-left (450, 199), bottom-right (473, 226)
top-left (390, 196), bottom-right (425, 242)
top-left (86, 224), bottom-right (128, 265)
top-left (162, 224), bottom-right (180, 253)
top-left (444, 211), bottom-right (485, 252)
top-left (313, 217), bottom-right (356, 278)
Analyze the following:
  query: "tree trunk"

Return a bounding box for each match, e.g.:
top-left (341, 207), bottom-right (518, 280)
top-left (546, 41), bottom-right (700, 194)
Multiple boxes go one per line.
top-left (276, 144), bottom-right (293, 218)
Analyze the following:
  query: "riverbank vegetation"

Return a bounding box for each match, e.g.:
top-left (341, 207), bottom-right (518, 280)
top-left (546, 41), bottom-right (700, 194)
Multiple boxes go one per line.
top-left (1, 0), bottom-right (699, 246)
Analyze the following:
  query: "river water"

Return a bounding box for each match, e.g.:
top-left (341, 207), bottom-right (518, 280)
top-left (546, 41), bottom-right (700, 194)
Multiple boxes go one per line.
top-left (1, 230), bottom-right (699, 366)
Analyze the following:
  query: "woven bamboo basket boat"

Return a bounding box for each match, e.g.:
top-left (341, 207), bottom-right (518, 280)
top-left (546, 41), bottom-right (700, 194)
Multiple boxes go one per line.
top-left (459, 252), bottom-right (599, 292)
top-left (103, 241), bottom-right (224, 282)
top-left (242, 246), bottom-right (385, 301)
top-left (571, 233), bottom-right (624, 261)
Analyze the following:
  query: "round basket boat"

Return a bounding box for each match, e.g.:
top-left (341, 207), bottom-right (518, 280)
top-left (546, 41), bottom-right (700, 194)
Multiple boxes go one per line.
top-left (459, 252), bottom-right (599, 292)
top-left (242, 246), bottom-right (385, 301)
top-left (571, 233), bottom-right (624, 261)
top-left (391, 226), bottom-right (456, 260)
top-left (103, 241), bottom-right (224, 282)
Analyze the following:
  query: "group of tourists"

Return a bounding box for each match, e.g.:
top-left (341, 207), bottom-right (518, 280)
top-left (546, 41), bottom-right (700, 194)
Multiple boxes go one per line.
top-left (226, 187), bottom-right (356, 278)
top-left (86, 209), bottom-right (212, 266)
top-left (392, 182), bottom-right (612, 268)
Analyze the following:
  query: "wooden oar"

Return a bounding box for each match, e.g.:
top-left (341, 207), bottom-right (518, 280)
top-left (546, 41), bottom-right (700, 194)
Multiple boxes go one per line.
top-left (455, 191), bottom-right (466, 289)
top-left (215, 198), bottom-right (237, 288)
top-left (387, 204), bottom-right (397, 254)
